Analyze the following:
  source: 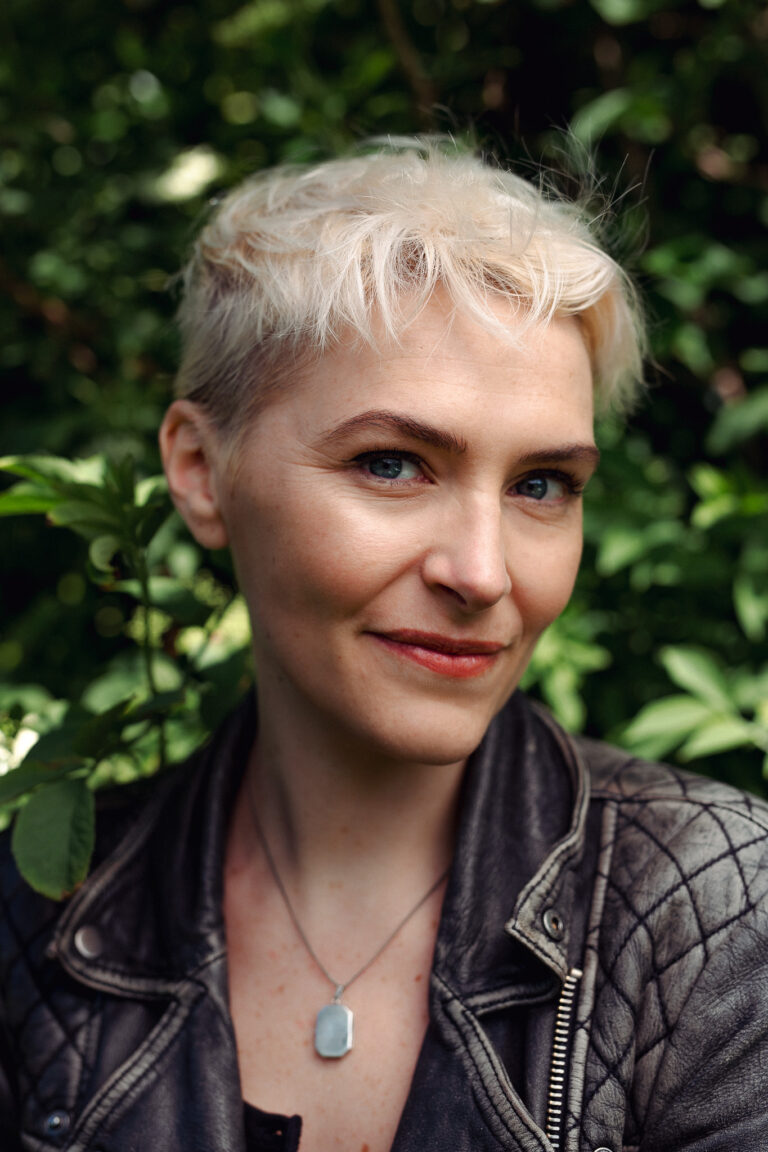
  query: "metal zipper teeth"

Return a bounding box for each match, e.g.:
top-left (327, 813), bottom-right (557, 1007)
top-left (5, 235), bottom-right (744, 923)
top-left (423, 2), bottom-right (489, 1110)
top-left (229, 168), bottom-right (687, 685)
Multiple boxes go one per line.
top-left (545, 966), bottom-right (583, 1152)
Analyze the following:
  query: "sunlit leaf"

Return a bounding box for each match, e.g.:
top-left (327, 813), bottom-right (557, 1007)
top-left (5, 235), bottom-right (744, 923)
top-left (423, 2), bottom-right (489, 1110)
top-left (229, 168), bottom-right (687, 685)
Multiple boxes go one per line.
top-left (0, 483), bottom-right (59, 516)
top-left (679, 715), bottom-right (759, 760)
top-left (0, 455), bottom-right (105, 487)
top-left (89, 534), bottom-right (122, 573)
top-left (659, 647), bottom-right (734, 711)
top-left (571, 89), bottom-right (632, 142)
top-left (620, 694), bottom-right (713, 758)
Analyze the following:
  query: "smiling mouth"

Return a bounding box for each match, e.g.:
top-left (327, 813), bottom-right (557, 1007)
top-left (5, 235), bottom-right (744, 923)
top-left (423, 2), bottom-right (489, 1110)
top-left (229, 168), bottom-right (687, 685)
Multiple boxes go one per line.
top-left (369, 629), bottom-right (506, 678)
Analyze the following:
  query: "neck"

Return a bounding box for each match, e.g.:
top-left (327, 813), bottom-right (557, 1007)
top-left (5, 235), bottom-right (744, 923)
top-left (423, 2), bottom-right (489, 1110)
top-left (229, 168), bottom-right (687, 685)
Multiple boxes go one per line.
top-left (231, 680), bottom-right (465, 907)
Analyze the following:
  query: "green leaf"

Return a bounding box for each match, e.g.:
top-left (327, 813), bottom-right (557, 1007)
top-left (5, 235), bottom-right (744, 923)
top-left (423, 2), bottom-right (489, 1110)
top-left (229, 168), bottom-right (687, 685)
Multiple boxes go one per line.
top-left (126, 688), bottom-right (187, 723)
top-left (0, 455), bottom-right (105, 489)
top-left (689, 464), bottom-right (732, 500)
top-left (135, 475), bottom-right (168, 507)
top-left (134, 498), bottom-right (172, 548)
top-left (0, 759), bottom-right (81, 806)
top-left (572, 88), bottom-right (632, 142)
top-left (596, 525), bottom-right (647, 575)
top-left (0, 683), bottom-right (53, 714)
top-left (19, 707), bottom-right (92, 767)
top-left (113, 576), bottom-right (212, 626)
top-left (48, 501), bottom-right (120, 538)
top-left (106, 455), bottom-right (136, 504)
top-left (659, 647), bottom-right (734, 711)
top-left (691, 493), bottom-right (739, 530)
top-left (621, 694), bottom-right (713, 758)
top-left (214, 1), bottom-right (294, 47)
top-left (734, 575), bottom-right (768, 642)
top-left (706, 387), bottom-right (768, 454)
top-left (679, 715), bottom-right (759, 760)
top-left (73, 698), bottom-right (134, 757)
top-left (11, 778), bottom-right (95, 899)
top-left (0, 482), bottom-right (59, 516)
top-left (88, 534), bottom-right (122, 573)
top-left (595, 520), bottom-right (682, 576)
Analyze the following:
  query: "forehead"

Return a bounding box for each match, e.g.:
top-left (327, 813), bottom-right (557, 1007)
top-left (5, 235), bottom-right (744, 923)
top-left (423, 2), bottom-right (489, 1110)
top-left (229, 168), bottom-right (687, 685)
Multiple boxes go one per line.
top-left (238, 291), bottom-right (595, 464)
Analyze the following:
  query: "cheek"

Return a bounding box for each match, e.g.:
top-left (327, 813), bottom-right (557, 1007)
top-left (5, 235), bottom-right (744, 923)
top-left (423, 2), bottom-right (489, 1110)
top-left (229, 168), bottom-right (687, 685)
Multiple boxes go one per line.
top-left (228, 490), bottom-right (413, 630)
top-left (512, 528), bottom-right (583, 631)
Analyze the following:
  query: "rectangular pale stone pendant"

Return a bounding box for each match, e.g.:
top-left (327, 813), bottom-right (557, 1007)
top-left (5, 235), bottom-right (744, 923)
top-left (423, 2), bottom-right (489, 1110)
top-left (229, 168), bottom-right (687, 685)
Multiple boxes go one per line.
top-left (315, 1001), bottom-right (354, 1058)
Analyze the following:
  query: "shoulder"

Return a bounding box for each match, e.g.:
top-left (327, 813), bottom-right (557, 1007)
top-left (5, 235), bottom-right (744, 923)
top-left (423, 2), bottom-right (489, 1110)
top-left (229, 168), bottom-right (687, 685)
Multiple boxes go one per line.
top-left (571, 732), bottom-right (768, 990)
top-left (574, 733), bottom-right (768, 918)
top-left (575, 729), bottom-right (768, 837)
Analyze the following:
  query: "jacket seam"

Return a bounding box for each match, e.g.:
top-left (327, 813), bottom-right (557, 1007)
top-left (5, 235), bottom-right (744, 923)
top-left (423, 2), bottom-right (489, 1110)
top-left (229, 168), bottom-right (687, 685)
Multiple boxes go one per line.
top-left (631, 878), bottom-right (764, 1147)
top-left (590, 789), bottom-right (768, 834)
top-left (564, 799), bottom-right (618, 1152)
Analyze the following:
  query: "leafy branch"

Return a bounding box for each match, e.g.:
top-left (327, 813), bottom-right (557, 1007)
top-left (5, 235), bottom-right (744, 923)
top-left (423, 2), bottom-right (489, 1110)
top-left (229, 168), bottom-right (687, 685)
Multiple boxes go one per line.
top-left (619, 645), bottom-right (768, 777)
top-left (0, 454), bottom-right (251, 899)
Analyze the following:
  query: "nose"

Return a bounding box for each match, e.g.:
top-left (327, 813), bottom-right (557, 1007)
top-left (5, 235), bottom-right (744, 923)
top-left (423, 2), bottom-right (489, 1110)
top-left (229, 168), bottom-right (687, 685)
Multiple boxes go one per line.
top-left (421, 498), bottom-right (512, 612)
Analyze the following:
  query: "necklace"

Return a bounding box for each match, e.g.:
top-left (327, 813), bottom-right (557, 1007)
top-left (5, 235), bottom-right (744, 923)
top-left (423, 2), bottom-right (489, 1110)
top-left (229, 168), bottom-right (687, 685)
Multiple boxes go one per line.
top-left (249, 795), bottom-right (449, 1060)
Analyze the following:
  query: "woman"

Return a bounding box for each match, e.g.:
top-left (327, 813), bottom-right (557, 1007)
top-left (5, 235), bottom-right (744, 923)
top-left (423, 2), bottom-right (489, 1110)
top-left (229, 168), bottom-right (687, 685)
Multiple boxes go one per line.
top-left (2, 141), bottom-right (768, 1152)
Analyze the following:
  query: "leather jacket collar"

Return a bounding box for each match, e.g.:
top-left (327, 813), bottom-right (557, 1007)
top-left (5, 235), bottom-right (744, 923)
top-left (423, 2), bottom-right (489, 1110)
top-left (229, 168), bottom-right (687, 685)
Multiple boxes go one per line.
top-left (52, 691), bottom-right (589, 1014)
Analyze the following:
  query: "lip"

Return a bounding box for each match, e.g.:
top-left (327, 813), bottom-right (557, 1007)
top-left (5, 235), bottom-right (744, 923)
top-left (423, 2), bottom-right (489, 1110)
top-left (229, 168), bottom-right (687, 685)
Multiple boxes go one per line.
top-left (369, 629), bottom-right (507, 679)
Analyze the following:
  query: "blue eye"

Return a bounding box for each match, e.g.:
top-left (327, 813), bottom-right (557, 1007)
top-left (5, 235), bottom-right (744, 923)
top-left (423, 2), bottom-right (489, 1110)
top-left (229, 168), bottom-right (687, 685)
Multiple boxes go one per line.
top-left (515, 474), bottom-right (573, 501)
top-left (369, 455), bottom-right (407, 479)
top-left (358, 452), bottom-right (422, 482)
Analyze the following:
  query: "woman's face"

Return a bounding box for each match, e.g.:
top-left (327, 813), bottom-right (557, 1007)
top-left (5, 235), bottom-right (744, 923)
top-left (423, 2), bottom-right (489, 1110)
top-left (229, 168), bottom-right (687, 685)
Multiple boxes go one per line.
top-left (213, 293), bottom-right (597, 767)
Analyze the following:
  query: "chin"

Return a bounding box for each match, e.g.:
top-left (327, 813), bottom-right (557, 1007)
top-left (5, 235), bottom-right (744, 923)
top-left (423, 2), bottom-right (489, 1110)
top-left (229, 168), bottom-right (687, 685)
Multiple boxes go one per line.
top-left (354, 701), bottom-right (505, 768)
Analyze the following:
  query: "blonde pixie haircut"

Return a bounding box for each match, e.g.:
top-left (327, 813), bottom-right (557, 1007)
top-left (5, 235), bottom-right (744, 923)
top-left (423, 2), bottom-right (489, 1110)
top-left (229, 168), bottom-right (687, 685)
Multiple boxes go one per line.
top-left (174, 139), bottom-right (645, 435)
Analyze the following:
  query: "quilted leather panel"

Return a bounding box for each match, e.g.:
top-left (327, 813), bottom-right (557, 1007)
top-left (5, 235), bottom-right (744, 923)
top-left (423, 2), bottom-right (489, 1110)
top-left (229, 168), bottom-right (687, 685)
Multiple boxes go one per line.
top-left (0, 855), bottom-right (96, 1144)
top-left (567, 748), bottom-right (768, 1151)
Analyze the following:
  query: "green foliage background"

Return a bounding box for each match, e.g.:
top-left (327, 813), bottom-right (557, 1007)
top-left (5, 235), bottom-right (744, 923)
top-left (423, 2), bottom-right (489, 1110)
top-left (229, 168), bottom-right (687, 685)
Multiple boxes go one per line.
top-left (1, 0), bottom-right (767, 893)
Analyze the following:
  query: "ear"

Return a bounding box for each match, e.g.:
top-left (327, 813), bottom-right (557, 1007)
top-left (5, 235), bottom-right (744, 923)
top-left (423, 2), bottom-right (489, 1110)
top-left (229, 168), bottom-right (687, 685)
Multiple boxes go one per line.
top-left (159, 400), bottom-right (230, 549)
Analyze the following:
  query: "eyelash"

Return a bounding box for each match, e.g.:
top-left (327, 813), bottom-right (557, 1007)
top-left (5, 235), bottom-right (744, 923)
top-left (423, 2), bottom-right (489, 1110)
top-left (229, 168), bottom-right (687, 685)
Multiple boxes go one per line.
top-left (350, 449), bottom-right (586, 499)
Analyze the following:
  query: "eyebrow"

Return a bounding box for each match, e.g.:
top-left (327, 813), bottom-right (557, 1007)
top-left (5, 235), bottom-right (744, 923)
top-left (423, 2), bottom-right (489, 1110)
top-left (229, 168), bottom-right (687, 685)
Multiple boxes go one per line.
top-left (318, 409), bottom-right (601, 469)
top-left (318, 410), bottom-right (468, 454)
top-left (517, 444), bottom-right (601, 469)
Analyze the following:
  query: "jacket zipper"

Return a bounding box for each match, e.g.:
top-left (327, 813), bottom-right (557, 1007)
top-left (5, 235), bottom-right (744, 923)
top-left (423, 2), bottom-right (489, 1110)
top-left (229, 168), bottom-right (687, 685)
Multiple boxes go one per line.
top-left (545, 966), bottom-right (583, 1151)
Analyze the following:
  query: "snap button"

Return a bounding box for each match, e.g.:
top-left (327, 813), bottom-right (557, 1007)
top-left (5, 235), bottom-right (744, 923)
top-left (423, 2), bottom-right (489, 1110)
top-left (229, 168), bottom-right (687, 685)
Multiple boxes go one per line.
top-left (44, 1110), bottom-right (70, 1134)
top-left (593, 1147), bottom-right (614, 1151)
top-left (542, 908), bottom-right (565, 941)
top-left (74, 925), bottom-right (103, 959)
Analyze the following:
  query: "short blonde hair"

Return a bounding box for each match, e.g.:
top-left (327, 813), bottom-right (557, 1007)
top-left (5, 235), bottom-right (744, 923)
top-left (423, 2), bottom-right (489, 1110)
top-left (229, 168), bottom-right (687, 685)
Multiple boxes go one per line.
top-left (174, 139), bottom-right (645, 432)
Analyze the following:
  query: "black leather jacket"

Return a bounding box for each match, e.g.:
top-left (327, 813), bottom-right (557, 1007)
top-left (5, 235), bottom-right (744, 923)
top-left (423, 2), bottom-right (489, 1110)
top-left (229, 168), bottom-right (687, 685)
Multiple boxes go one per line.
top-left (2, 691), bottom-right (768, 1152)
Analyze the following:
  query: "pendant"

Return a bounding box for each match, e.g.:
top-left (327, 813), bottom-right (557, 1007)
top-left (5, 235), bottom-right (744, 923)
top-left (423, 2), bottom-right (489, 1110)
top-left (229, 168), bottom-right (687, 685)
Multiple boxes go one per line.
top-left (315, 990), bottom-right (354, 1059)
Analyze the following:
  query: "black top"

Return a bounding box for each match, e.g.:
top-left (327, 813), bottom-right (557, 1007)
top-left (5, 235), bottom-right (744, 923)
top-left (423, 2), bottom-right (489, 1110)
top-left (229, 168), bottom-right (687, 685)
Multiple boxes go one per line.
top-left (244, 1103), bottom-right (302, 1152)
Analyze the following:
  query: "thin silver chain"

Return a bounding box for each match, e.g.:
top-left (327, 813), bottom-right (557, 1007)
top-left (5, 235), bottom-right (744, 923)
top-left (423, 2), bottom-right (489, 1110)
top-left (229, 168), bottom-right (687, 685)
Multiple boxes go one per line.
top-left (249, 789), bottom-right (449, 1001)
